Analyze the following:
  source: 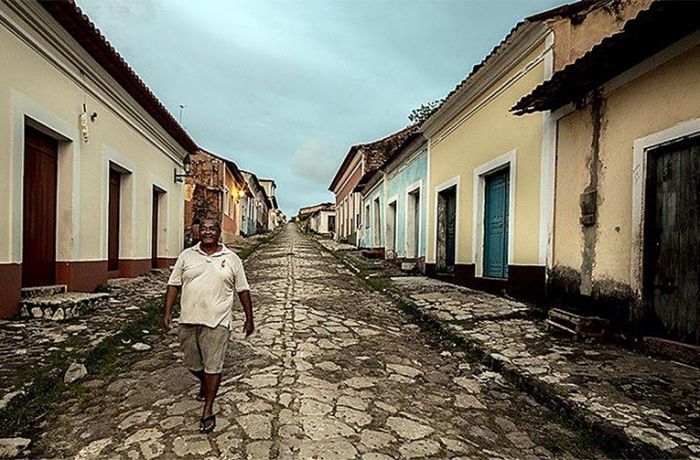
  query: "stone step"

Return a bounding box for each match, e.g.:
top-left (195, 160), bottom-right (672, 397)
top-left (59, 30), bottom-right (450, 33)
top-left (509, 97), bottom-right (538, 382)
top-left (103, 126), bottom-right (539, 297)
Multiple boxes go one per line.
top-left (19, 292), bottom-right (110, 321)
top-left (20, 284), bottom-right (67, 299)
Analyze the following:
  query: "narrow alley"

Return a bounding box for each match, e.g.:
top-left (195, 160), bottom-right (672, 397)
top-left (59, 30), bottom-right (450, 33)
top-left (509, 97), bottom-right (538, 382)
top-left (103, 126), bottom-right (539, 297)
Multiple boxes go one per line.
top-left (35, 225), bottom-right (605, 459)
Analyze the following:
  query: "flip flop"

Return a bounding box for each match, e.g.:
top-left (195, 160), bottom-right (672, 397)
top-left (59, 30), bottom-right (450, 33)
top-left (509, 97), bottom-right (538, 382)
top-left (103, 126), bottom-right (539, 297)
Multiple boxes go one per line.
top-left (199, 414), bottom-right (216, 434)
top-left (195, 392), bottom-right (205, 402)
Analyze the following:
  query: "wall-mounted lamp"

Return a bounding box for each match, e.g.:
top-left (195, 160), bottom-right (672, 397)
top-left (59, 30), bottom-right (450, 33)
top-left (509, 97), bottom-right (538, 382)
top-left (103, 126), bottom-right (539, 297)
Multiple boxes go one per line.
top-left (90, 112), bottom-right (98, 122)
top-left (174, 153), bottom-right (192, 183)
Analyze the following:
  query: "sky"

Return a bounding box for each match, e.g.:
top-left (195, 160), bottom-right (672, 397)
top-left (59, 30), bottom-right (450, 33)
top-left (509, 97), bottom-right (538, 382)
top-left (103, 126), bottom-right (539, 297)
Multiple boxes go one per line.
top-left (77, 0), bottom-right (567, 217)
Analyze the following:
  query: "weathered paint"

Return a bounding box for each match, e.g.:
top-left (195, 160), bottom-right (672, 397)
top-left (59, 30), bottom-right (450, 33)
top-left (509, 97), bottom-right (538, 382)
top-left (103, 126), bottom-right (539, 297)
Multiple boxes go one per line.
top-left (551, 38), bottom-right (700, 331)
top-left (384, 147), bottom-right (428, 259)
top-left (359, 181), bottom-right (384, 249)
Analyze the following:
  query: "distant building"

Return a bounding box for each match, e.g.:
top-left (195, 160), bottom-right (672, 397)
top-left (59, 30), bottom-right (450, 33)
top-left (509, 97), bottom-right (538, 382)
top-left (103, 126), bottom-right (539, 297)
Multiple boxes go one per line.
top-left (328, 126), bottom-right (416, 245)
top-left (241, 171), bottom-right (272, 234)
top-left (299, 203), bottom-right (335, 237)
top-left (184, 149), bottom-right (248, 245)
top-left (260, 179), bottom-right (283, 230)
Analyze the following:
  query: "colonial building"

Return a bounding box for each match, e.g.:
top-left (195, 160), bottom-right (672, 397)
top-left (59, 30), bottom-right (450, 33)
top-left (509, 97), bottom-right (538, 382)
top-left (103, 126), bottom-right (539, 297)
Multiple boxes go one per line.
top-left (241, 170), bottom-right (272, 234)
top-left (0, 1), bottom-right (196, 318)
top-left (329, 125), bottom-right (416, 244)
top-left (184, 149), bottom-right (248, 245)
top-left (421, 0), bottom-right (648, 302)
top-left (513, 0), bottom-right (700, 343)
top-left (259, 179), bottom-right (282, 230)
top-left (358, 133), bottom-right (428, 270)
top-left (299, 203), bottom-right (335, 236)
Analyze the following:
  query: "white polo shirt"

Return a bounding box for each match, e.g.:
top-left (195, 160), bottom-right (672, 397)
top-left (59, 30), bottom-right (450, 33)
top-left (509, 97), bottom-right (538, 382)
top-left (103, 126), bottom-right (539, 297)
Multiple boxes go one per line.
top-left (167, 243), bottom-right (250, 329)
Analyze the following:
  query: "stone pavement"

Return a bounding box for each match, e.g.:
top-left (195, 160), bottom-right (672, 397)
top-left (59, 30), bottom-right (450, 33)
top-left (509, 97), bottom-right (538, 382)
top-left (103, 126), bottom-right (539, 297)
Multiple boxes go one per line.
top-left (32, 224), bottom-right (607, 459)
top-left (0, 272), bottom-right (169, 406)
top-left (382, 277), bottom-right (700, 457)
top-left (375, 274), bottom-right (700, 458)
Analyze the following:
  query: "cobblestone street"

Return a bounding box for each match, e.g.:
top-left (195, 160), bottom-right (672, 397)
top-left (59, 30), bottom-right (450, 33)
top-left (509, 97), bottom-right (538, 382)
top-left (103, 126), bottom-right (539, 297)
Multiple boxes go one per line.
top-left (30, 225), bottom-right (607, 459)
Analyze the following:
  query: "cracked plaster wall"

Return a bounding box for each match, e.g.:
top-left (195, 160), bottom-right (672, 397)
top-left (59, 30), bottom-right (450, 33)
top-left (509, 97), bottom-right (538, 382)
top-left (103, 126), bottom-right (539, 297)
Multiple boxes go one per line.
top-left (550, 42), bottom-right (700, 327)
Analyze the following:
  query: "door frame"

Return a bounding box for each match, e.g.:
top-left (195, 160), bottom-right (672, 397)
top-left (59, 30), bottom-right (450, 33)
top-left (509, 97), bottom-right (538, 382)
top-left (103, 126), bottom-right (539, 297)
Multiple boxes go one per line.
top-left (385, 195), bottom-right (398, 256)
top-left (405, 179), bottom-right (423, 259)
top-left (151, 185), bottom-right (168, 268)
top-left (434, 176), bottom-right (460, 270)
top-left (632, 118), bottom-right (700, 296)
top-left (10, 95), bottom-right (80, 265)
top-left (473, 150), bottom-right (516, 278)
top-left (102, 148), bottom-right (136, 265)
top-left (372, 196), bottom-right (382, 248)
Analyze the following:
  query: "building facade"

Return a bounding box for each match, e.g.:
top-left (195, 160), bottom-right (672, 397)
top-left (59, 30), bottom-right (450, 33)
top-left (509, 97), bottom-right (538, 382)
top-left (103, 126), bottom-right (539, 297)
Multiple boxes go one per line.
top-left (0, 1), bottom-right (195, 317)
top-left (308, 206), bottom-right (336, 236)
top-left (329, 126), bottom-right (416, 244)
top-left (422, 20), bottom-right (554, 302)
top-left (357, 133), bottom-right (429, 272)
top-left (259, 179), bottom-right (282, 230)
top-left (514, 0), bottom-right (700, 342)
top-left (421, 0), bottom-right (649, 302)
top-left (241, 171), bottom-right (271, 234)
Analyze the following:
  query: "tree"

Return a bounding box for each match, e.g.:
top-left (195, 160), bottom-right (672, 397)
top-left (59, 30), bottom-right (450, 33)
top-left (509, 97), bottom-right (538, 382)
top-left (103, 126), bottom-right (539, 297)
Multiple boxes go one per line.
top-left (408, 98), bottom-right (444, 124)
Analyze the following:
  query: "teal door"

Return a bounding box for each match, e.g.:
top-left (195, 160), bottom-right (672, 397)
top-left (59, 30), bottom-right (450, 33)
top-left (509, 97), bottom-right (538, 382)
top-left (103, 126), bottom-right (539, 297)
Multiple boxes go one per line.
top-left (484, 168), bottom-right (509, 278)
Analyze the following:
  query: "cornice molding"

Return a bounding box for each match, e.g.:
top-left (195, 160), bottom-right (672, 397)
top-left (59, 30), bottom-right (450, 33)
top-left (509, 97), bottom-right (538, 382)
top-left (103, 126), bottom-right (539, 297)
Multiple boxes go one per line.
top-left (1, 1), bottom-right (188, 164)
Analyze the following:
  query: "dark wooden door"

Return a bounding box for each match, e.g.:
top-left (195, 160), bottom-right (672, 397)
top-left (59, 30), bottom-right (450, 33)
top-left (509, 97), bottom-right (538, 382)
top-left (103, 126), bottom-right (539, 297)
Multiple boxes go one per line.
top-left (444, 187), bottom-right (457, 271)
top-left (484, 168), bottom-right (509, 279)
top-left (151, 189), bottom-right (159, 269)
top-left (644, 139), bottom-right (699, 344)
top-left (22, 126), bottom-right (58, 287)
top-left (108, 169), bottom-right (121, 272)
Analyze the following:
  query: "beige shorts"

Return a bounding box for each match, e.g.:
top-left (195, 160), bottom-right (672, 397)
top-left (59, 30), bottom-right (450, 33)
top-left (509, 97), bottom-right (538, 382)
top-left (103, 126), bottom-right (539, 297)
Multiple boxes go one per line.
top-left (178, 323), bottom-right (230, 374)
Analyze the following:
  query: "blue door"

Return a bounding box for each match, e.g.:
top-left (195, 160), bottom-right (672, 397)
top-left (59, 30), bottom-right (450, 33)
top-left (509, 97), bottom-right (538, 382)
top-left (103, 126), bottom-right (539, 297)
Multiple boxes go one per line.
top-left (484, 168), bottom-right (509, 278)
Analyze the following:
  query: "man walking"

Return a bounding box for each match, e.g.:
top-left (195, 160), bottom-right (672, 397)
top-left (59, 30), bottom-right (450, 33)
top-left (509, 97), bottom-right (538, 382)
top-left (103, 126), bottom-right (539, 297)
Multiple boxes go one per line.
top-left (163, 218), bottom-right (254, 433)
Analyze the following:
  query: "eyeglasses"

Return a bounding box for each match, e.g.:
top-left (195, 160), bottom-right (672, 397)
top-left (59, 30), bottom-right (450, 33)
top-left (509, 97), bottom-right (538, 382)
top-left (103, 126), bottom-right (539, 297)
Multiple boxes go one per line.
top-left (200, 226), bottom-right (219, 233)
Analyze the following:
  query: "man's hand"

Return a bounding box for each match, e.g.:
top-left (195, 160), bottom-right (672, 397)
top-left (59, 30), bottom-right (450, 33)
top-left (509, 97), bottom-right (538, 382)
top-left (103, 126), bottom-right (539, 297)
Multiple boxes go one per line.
top-left (163, 285), bottom-right (179, 330)
top-left (162, 311), bottom-right (172, 329)
top-left (243, 319), bottom-right (255, 337)
top-left (238, 290), bottom-right (254, 337)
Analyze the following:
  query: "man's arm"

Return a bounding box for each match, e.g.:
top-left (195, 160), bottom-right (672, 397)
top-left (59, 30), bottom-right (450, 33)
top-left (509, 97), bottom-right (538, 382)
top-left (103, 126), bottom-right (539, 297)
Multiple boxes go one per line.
top-left (163, 285), bottom-right (180, 329)
top-left (238, 290), bottom-right (254, 336)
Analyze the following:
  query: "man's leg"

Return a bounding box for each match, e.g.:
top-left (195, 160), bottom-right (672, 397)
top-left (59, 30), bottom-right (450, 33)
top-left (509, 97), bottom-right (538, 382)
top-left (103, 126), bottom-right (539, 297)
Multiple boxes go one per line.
top-left (202, 372), bottom-right (222, 418)
top-left (198, 324), bottom-right (230, 429)
top-left (190, 370), bottom-right (205, 399)
top-left (179, 325), bottom-right (205, 399)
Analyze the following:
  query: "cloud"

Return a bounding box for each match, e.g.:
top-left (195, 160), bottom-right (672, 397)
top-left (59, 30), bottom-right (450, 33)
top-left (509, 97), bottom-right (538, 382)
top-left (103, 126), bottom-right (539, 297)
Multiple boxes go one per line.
top-left (292, 139), bottom-right (342, 187)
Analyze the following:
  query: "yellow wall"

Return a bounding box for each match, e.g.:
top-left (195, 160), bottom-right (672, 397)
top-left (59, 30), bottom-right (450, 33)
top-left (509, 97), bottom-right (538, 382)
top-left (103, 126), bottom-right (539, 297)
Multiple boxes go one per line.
top-left (0, 4), bottom-right (185, 264)
top-left (553, 43), bottom-right (700, 289)
top-left (427, 42), bottom-right (547, 267)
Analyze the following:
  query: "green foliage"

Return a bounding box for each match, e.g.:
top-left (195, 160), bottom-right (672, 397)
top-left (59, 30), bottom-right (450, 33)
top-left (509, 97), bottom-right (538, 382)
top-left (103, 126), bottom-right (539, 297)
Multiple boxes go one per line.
top-left (408, 98), bottom-right (445, 124)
